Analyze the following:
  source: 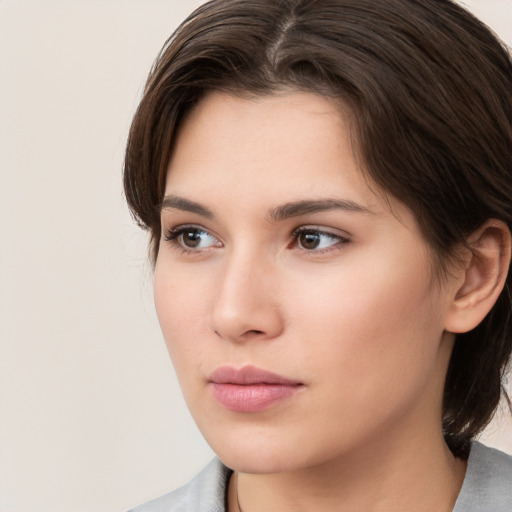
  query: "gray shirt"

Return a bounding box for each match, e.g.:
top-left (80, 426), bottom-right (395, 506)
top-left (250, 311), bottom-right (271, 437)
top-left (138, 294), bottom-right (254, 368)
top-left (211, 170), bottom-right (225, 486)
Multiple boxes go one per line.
top-left (129, 442), bottom-right (512, 511)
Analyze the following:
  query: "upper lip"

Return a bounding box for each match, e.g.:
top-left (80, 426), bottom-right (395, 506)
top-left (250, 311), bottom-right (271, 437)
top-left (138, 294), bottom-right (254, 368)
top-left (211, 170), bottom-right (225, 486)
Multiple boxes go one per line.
top-left (208, 365), bottom-right (302, 386)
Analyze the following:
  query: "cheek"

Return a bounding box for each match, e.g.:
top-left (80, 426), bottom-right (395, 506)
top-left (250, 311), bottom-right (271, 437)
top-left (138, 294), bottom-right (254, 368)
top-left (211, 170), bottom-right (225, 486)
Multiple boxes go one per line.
top-left (287, 248), bottom-right (444, 386)
top-left (153, 263), bottom-right (208, 371)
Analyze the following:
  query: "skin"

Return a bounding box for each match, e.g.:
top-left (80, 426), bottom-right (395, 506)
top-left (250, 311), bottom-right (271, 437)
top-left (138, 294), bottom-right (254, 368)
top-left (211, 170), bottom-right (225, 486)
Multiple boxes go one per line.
top-left (154, 91), bottom-right (470, 511)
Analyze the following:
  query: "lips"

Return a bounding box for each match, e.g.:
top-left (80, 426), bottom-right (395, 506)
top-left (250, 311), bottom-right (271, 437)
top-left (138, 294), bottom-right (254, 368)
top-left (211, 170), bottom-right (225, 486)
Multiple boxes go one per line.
top-left (208, 365), bottom-right (303, 412)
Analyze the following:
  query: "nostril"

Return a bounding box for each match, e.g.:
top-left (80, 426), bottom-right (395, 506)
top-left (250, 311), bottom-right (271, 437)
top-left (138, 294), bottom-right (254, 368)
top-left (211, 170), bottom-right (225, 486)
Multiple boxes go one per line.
top-left (214, 328), bottom-right (264, 341)
top-left (214, 328), bottom-right (267, 342)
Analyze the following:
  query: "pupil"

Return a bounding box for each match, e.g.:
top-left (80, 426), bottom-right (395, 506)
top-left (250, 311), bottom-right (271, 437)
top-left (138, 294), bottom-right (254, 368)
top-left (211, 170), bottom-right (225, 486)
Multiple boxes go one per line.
top-left (301, 232), bottom-right (320, 249)
top-left (183, 230), bottom-right (201, 247)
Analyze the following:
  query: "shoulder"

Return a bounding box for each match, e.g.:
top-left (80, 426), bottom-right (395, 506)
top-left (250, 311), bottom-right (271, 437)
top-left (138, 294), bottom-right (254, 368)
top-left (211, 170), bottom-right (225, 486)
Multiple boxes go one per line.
top-left (127, 458), bottom-right (231, 512)
top-left (454, 441), bottom-right (512, 512)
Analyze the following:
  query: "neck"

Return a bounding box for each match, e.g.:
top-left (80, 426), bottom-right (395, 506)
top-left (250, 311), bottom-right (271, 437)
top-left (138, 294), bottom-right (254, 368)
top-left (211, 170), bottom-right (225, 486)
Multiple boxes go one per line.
top-left (228, 428), bottom-right (466, 512)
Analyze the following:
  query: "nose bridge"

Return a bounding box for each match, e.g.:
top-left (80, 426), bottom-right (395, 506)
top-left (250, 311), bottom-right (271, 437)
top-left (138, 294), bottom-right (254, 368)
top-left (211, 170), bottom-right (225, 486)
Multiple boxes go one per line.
top-left (210, 244), bottom-right (282, 342)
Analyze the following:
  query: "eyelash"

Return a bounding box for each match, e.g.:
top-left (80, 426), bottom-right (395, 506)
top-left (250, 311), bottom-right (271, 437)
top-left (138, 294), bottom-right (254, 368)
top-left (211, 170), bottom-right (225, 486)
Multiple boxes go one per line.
top-left (163, 225), bottom-right (350, 255)
top-left (163, 225), bottom-right (220, 255)
top-left (290, 227), bottom-right (350, 253)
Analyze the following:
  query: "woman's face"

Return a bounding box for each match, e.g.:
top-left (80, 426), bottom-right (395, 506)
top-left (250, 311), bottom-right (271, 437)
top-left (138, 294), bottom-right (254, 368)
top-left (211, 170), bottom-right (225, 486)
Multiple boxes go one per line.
top-left (154, 91), bottom-right (458, 473)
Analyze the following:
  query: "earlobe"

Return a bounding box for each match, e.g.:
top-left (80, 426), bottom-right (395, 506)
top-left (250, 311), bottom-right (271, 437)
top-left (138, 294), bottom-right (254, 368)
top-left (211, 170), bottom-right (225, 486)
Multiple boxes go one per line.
top-left (444, 220), bottom-right (511, 334)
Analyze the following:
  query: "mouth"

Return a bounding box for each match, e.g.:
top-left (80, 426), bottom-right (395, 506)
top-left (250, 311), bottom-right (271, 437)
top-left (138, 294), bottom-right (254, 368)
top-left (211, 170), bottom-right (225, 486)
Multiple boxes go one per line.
top-left (207, 365), bottom-right (304, 412)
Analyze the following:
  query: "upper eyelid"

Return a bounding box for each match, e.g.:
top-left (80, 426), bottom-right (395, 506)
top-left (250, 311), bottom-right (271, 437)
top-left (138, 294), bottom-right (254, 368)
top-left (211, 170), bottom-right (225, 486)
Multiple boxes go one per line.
top-left (167, 223), bottom-right (206, 230)
top-left (164, 223), bottom-right (215, 235)
top-left (292, 225), bottom-right (351, 239)
top-left (164, 224), bottom-right (222, 244)
top-left (163, 225), bottom-right (222, 254)
top-left (162, 223), bottom-right (351, 243)
top-left (293, 228), bottom-right (348, 242)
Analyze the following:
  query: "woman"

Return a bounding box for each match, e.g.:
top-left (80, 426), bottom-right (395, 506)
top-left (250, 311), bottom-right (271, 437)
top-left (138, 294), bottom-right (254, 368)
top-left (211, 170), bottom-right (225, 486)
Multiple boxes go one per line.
top-left (124, 0), bottom-right (512, 510)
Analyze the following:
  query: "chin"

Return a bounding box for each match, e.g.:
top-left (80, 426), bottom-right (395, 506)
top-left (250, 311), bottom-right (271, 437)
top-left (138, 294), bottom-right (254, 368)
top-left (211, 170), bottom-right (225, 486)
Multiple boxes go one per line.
top-left (218, 447), bottom-right (304, 474)
top-left (200, 423), bottom-right (338, 475)
top-left (199, 426), bottom-right (304, 473)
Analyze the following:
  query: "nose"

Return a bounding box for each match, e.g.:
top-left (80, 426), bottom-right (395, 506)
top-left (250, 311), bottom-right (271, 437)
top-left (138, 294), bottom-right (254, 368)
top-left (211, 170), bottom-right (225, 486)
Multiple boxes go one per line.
top-left (209, 251), bottom-right (284, 343)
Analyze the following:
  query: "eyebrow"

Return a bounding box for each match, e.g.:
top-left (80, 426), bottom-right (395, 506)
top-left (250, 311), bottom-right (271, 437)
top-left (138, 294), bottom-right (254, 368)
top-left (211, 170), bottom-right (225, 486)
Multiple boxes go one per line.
top-left (160, 194), bottom-right (372, 220)
top-left (268, 198), bottom-right (373, 221)
top-left (160, 195), bottom-right (214, 218)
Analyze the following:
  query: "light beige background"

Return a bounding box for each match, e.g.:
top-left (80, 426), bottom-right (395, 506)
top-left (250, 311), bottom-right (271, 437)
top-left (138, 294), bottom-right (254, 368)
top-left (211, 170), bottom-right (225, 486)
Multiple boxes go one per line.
top-left (0, 1), bottom-right (511, 511)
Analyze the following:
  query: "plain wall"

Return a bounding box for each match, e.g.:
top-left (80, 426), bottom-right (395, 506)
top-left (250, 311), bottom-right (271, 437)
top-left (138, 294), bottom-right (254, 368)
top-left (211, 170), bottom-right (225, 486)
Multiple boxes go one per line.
top-left (0, 1), bottom-right (511, 511)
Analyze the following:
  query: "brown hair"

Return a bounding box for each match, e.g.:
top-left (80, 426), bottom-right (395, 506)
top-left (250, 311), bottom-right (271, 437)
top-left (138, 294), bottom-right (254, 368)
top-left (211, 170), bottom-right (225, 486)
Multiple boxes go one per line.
top-left (124, 0), bottom-right (512, 457)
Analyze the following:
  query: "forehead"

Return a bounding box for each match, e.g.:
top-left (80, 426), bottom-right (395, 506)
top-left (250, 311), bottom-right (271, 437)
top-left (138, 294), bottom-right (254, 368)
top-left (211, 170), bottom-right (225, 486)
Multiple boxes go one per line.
top-left (166, 91), bottom-right (377, 205)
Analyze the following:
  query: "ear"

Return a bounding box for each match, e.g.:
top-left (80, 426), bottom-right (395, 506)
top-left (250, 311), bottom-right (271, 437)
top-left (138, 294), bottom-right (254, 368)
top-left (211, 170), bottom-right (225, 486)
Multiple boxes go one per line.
top-left (444, 219), bottom-right (511, 334)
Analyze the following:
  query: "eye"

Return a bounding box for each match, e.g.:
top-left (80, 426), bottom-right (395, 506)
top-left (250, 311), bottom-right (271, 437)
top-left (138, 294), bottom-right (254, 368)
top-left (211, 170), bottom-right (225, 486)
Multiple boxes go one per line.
top-left (293, 228), bottom-right (348, 251)
top-left (164, 225), bottom-right (221, 251)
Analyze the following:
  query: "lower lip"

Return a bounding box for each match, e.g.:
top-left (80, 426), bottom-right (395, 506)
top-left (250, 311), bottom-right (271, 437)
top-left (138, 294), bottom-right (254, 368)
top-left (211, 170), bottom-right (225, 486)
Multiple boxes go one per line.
top-left (210, 383), bottom-right (301, 412)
